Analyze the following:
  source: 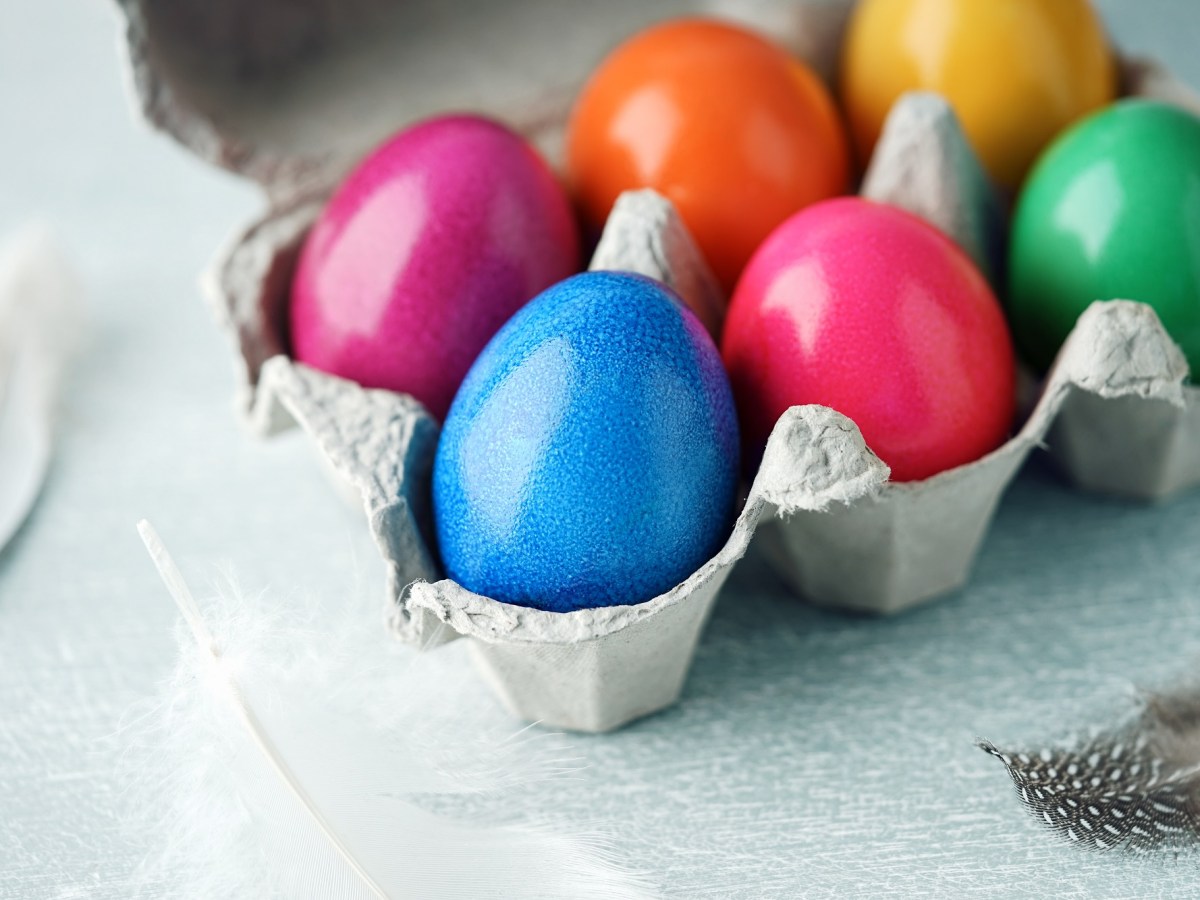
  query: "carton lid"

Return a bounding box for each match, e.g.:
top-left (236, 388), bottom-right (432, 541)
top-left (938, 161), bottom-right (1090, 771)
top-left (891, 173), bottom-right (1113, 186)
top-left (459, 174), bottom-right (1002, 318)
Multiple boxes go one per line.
top-left (118, 0), bottom-right (858, 203)
top-left (118, 0), bottom-right (723, 203)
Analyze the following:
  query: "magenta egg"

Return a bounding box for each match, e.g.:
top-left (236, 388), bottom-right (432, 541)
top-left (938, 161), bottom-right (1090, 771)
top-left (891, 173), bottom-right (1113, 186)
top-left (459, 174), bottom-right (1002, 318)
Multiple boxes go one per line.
top-left (290, 115), bottom-right (581, 419)
top-left (722, 197), bottom-right (1015, 482)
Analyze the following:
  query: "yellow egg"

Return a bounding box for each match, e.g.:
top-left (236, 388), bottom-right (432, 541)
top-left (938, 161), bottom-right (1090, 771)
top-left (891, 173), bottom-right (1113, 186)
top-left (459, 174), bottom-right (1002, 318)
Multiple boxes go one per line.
top-left (841, 0), bottom-right (1117, 191)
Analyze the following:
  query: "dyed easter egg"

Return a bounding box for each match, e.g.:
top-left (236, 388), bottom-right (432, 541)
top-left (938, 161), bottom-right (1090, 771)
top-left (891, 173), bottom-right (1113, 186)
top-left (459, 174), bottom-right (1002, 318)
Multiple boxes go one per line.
top-left (722, 198), bottom-right (1015, 483)
top-left (434, 272), bottom-right (739, 613)
top-left (566, 18), bottom-right (849, 293)
top-left (290, 114), bottom-right (580, 420)
top-left (841, 0), bottom-right (1117, 191)
top-left (1009, 100), bottom-right (1200, 374)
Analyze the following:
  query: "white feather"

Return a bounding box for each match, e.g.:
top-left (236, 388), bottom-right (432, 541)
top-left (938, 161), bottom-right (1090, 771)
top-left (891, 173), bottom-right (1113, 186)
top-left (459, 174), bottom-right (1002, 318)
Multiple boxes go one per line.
top-left (129, 521), bottom-right (656, 900)
top-left (0, 225), bottom-right (83, 552)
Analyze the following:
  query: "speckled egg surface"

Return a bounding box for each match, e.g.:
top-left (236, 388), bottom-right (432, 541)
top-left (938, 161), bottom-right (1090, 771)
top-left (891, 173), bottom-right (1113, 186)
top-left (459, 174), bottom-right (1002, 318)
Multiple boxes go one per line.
top-left (290, 114), bottom-right (580, 420)
top-left (722, 197), bottom-right (1015, 483)
top-left (433, 271), bottom-right (740, 613)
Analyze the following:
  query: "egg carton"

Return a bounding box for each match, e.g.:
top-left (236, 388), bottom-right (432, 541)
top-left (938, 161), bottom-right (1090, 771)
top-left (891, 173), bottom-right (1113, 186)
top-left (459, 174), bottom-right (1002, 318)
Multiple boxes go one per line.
top-left (119, 0), bottom-right (1200, 730)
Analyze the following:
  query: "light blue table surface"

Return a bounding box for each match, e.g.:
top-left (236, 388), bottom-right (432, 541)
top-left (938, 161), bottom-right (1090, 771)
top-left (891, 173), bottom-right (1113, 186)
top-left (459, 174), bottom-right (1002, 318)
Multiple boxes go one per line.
top-left (2, 1), bottom-right (1200, 897)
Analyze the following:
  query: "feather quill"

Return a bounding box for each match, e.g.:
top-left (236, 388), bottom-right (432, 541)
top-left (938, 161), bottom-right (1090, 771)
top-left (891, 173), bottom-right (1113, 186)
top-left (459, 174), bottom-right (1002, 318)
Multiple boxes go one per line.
top-left (980, 684), bottom-right (1200, 853)
top-left (0, 226), bottom-right (82, 552)
top-left (131, 521), bottom-right (656, 899)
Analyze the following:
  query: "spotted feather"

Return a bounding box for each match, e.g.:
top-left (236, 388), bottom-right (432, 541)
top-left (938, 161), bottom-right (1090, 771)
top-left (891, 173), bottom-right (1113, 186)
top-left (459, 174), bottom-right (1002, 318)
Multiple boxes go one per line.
top-left (979, 688), bottom-right (1200, 852)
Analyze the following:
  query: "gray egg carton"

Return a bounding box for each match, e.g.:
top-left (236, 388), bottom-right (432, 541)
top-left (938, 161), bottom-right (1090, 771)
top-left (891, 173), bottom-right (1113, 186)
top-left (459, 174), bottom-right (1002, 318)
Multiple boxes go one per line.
top-left (119, 0), bottom-right (1200, 730)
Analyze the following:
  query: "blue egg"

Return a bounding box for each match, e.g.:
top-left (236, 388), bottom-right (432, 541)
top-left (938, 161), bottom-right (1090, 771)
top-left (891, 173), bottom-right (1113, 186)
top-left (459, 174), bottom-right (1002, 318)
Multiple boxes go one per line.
top-left (432, 271), bottom-right (740, 613)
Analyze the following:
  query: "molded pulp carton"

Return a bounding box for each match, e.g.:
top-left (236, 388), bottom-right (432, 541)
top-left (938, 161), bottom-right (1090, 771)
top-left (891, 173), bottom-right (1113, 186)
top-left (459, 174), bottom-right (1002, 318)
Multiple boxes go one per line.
top-left (118, 0), bottom-right (1200, 729)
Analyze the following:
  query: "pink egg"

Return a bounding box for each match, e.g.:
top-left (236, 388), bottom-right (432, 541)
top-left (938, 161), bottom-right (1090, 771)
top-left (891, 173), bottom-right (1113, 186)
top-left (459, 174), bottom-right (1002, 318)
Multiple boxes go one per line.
top-left (722, 197), bottom-right (1015, 483)
top-left (290, 115), bottom-right (581, 419)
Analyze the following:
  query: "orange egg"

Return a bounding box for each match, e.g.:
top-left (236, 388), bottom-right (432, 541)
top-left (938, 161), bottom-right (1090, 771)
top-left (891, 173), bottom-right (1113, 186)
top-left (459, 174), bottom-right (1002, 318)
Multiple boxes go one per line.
top-left (567, 18), bottom-right (850, 293)
top-left (841, 0), bottom-right (1117, 192)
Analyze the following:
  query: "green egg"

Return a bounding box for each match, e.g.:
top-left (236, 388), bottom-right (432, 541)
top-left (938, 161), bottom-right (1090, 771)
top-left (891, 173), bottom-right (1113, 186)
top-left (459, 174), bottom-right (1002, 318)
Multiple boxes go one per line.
top-left (1009, 99), bottom-right (1200, 374)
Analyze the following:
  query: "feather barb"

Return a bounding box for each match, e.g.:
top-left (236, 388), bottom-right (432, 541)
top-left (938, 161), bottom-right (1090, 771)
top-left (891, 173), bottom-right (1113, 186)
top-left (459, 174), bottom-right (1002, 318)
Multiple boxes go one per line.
top-left (136, 520), bottom-right (390, 899)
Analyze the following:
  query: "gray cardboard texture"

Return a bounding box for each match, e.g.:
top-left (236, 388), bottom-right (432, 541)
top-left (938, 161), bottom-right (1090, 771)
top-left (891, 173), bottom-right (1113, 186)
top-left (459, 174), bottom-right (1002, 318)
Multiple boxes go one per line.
top-left (590, 189), bottom-right (726, 338)
top-left (205, 199), bottom-right (322, 436)
top-left (406, 403), bottom-right (885, 732)
top-left (251, 194), bottom-right (891, 731)
top-left (258, 359), bottom-right (444, 631)
top-left (861, 91), bottom-right (1007, 285)
top-left (1051, 391), bottom-right (1200, 500)
top-left (1045, 56), bottom-right (1200, 500)
top-left (120, 0), bottom-right (1200, 728)
top-left (763, 300), bottom-right (1188, 615)
top-left (118, 0), bottom-right (700, 203)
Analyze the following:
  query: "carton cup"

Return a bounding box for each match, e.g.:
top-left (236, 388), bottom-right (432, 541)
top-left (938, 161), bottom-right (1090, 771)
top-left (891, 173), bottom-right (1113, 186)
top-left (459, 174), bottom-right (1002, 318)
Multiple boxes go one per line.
top-left (118, 0), bottom-right (1200, 727)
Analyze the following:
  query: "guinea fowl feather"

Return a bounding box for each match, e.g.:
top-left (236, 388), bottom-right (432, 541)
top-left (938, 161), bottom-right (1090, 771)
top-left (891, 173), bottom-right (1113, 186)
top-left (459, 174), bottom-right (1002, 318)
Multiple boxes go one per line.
top-left (980, 684), bottom-right (1200, 853)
